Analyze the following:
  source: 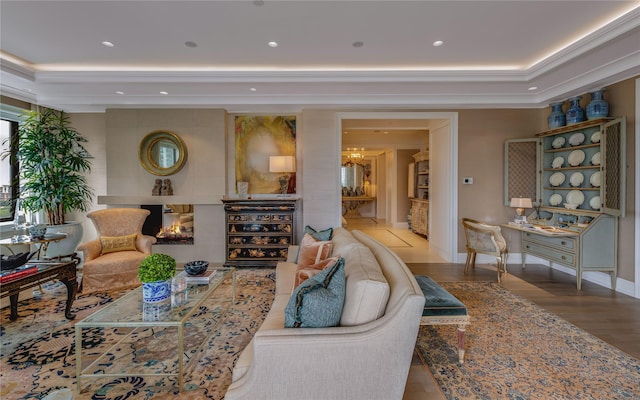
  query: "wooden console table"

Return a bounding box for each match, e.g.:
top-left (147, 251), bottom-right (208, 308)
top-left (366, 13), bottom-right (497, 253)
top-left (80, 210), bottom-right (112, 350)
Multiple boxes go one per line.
top-left (1, 259), bottom-right (79, 320)
top-left (342, 196), bottom-right (375, 216)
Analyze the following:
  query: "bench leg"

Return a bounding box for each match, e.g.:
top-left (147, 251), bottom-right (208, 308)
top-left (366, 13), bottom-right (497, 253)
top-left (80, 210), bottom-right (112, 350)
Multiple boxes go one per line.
top-left (457, 324), bottom-right (466, 363)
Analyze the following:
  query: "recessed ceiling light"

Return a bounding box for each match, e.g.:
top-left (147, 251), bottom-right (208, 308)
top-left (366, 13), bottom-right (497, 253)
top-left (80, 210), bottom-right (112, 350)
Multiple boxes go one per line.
top-left (253, 0), bottom-right (264, 6)
top-left (384, 131), bottom-right (389, 134)
top-left (185, 41), bottom-right (198, 48)
top-left (528, 86), bottom-right (538, 91)
top-left (102, 41), bottom-right (114, 47)
top-left (115, 91), bottom-right (124, 95)
top-left (268, 41), bottom-right (278, 48)
top-left (433, 40), bottom-right (444, 47)
top-left (352, 41), bottom-right (364, 48)
top-left (250, 87), bottom-right (257, 91)
top-left (160, 91), bottom-right (168, 95)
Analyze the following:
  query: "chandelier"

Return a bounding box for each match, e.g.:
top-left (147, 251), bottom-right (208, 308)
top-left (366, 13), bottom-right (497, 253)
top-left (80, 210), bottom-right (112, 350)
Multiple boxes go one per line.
top-left (347, 147), bottom-right (364, 161)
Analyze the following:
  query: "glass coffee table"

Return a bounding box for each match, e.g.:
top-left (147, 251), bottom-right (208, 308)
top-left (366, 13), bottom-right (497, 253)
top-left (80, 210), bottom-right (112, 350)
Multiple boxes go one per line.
top-left (75, 266), bottom-right (235, 393)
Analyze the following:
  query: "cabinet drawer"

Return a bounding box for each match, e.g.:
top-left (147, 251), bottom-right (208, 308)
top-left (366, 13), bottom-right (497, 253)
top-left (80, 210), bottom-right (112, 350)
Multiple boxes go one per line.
top-left (523, 232), bottom-right (576, 252)
top-left (228, 235), bottom-right (292, 245)
top-left (228, 247), bottom-right (288, 261)
top-left (523, 240), bottom-right (576, 267)
top-left (228, 223), bottom-right (292, 233)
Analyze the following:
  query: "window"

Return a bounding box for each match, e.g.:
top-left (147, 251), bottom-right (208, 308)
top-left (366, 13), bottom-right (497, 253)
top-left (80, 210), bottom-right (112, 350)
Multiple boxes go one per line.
top-left (1, 119), bottom-right (19, 222)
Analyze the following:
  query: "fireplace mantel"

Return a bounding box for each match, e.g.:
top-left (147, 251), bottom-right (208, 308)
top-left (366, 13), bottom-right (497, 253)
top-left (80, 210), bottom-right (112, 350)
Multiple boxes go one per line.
top-left (97, 195), bottom-right (224, 205)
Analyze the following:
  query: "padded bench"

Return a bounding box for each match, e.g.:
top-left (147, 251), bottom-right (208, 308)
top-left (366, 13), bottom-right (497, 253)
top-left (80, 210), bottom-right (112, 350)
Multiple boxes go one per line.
top-left (415, 275), bottom-right (470, 363)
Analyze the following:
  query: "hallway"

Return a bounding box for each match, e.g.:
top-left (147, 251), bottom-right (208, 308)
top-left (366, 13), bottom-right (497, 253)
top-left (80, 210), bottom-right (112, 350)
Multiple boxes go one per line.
top-left (343, 217), bottom-right (446, 263)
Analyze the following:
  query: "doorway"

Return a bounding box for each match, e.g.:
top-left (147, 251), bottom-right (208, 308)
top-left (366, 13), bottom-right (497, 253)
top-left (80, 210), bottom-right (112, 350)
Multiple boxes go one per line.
top-left (337, 112), bottom-right (458, 262)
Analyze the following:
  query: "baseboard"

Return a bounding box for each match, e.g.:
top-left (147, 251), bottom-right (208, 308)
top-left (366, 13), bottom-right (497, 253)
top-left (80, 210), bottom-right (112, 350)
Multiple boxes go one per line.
top-left (457, 252), bottom-right (636, 298)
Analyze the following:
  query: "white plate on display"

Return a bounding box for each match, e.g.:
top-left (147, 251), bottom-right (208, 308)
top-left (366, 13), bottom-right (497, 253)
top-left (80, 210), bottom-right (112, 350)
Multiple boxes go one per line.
top-left (549, 172), bottom-right (565, 187)
top-left (590, 196), bottom-right (601, 210)
top-left (568, 150), bottom-right (585, 166)
top-left (551, 137), bottom-right (566, 149)
top-left (569, 172), bottom-right (584, 187)
top-left (551, 156), bottom-right (564, 168)
top-left (591, 131), bottom-right (602, 143)
top-left (549, 194), bottom-right (563, 206)
top-left (566, 190), bottom-right (585, 206)
top-left (569, 132), bottom-right (585, 146)
top-left (591, 151), bottom-right (601, 165)
top-left (590, 171), bottom-right (602, 187)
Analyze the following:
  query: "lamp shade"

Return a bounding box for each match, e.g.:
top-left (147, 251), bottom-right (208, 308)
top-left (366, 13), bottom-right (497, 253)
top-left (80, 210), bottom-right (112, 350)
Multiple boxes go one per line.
top-left (510, 197), bottom-right (533, 209)
top-left (269, 156), bottom-right (296, 173)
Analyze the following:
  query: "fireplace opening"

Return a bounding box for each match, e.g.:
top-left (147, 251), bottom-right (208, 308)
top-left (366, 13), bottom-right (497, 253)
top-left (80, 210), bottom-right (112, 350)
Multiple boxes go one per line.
top-left (141, 204), bottom-right (194, 245)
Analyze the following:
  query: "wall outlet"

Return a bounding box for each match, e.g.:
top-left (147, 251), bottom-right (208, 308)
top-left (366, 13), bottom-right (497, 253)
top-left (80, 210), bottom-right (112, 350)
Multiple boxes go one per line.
top-left (463, 177), bottom-right (473, 184)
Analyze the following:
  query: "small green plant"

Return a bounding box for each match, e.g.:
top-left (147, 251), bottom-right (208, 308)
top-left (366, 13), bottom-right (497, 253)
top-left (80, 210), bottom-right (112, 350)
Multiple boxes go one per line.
top-left (137, 253), bottom-right (176, 283)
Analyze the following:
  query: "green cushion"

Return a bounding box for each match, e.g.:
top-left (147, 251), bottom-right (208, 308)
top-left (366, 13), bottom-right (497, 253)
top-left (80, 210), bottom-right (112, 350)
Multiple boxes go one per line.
top-left (285, 257), bottom-right (345, 328)
top-left (415, 275), bottom-right (467, 317)
top-left (304, 225), bottom-right (333, 241)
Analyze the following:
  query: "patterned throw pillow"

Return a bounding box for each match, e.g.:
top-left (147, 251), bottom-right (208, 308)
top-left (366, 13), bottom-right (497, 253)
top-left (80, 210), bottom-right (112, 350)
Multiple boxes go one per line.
top-left (304, 225), bottom-right (333, 241)
top-left (100, 233), bottom-right (138, 255)
top-left (285, 257), bottom-right (346, 328)
top-left (294, 256), bottom-right (340, 288)
top-left (297, 233), bottom-right (333, 268)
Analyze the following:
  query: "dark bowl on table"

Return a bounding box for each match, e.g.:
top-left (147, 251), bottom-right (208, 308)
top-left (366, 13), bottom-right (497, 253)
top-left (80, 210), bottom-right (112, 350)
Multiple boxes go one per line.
top-left (184, 260), bottom-right (209, 276)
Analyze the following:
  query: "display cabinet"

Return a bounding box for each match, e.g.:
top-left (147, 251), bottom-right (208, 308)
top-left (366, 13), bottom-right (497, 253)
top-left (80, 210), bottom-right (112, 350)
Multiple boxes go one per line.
top-left (409, 151), bottom-right (429, 236)
top-left (222, 198), bottom-right (298, 267)
top-left (504, 117), bottom-right (625, 290)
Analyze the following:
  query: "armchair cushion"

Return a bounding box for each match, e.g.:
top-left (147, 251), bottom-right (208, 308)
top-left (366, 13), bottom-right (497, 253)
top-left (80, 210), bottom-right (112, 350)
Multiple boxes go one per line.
top-left (100, 233), bottom-right (138, 255)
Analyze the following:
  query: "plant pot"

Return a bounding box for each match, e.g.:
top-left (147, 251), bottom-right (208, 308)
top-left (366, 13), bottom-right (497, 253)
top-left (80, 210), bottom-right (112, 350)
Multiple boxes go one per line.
top-left (142, 280), bottom-right (171, 303)
top-left (44, 221), bottom-right (83, 259)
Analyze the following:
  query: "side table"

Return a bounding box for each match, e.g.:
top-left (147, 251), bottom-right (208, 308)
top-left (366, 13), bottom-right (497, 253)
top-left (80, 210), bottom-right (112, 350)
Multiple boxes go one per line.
top-left (0, 259), bottom-right (79, 320)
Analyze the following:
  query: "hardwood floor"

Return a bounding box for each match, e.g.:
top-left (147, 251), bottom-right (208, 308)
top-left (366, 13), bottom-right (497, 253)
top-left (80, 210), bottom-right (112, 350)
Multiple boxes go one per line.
top-left (343, 218), bottom-right (640, 400)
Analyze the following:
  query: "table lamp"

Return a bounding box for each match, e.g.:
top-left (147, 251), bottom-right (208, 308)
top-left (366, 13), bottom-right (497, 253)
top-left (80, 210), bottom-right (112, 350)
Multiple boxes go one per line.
top-left (510, 197), bottom-right (533, 224)
top-left (269, 155), bottom-right (296, 196)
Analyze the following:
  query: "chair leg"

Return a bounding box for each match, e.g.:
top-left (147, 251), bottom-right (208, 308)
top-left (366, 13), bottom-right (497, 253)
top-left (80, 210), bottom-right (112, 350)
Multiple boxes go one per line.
top-left (464, 251), bottom-right (472, 275)
top-left (496, 257), bottom-right (503, 283)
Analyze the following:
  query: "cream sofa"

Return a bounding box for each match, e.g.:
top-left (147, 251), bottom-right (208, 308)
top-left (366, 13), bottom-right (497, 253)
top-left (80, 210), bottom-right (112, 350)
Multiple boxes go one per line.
top-left (225, 228), bottom-right (426, 400)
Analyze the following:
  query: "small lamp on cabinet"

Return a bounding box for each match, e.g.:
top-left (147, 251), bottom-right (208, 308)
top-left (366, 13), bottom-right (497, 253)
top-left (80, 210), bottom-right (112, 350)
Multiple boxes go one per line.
top-left (510, 197), bottom-right (533, 224)
top-left (269, 155), bottom-right (296, 196)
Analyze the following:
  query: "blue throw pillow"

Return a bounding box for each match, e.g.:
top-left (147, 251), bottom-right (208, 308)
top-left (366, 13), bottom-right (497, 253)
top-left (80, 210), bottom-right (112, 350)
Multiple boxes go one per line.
top-left (285, 257), bottom-right (345, 328)
top-left (304, 225), bottom-right (333, 241)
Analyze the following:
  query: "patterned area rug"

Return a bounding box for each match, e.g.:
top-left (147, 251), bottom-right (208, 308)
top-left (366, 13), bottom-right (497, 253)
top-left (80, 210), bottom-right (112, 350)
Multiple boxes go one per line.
top-left (416, 282), bottom-right (640, 400)
top-left (0, 268), bottom-right (275, 400)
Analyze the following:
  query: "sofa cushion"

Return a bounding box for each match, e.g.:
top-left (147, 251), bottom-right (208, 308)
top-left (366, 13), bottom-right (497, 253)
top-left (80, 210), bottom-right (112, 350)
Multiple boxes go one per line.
top-left (294, 256), bottom-right (340, 288)
top-left (285, 257), bottom-right (345, 328)
top-left (297, 233), bottom-right (333, 268)
top-left (99, 233), bottom-right (137, 255)
top-left (304, 225), bottom-right (333, 241)
top-left (340, 244), bottom-right (390, 326)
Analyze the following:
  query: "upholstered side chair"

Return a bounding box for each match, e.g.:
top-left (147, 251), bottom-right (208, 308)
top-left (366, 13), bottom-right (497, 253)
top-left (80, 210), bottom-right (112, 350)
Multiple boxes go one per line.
top-left (461, 218), bottom-right (509, 282)
top-left (77, 208), bottom-right (156, 293)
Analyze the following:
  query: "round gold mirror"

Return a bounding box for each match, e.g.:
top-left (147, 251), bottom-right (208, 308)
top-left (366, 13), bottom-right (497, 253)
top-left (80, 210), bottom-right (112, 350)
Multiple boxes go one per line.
top-left (139, 131), bottom-right (187, 176)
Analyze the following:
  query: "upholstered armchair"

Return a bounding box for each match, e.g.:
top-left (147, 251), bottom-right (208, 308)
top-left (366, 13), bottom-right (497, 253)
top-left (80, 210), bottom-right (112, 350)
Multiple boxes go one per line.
top-left (77, 208), bottom-right (156, 293)
top-left (462, 218), bottom-right (509, 282)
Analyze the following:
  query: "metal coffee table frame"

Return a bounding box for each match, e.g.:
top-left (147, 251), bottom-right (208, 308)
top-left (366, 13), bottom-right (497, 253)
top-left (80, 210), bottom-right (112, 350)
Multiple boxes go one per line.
top-left (75, 266), bottom-right (235, 392)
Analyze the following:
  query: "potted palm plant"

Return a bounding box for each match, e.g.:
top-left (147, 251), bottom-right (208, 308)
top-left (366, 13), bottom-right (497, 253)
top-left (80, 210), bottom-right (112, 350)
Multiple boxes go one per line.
top-left (6, 108), bottom-right (93, 257)
top-left (138, 253), bottom-right (176, 303)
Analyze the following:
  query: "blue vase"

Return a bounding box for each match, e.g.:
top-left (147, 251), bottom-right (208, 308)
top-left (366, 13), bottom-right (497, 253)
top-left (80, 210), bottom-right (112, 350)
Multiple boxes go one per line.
top-left (142, 280), bottom-right (171, 303)
top-left (547, 102), bottom-right (566, 128)
top-left (565, 96), bottom-right (585, 125)
top-left (586, 89), bottom-right (609, 120)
